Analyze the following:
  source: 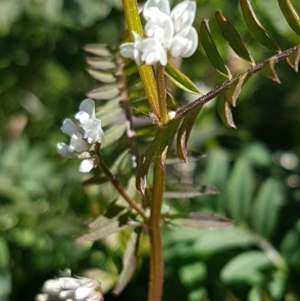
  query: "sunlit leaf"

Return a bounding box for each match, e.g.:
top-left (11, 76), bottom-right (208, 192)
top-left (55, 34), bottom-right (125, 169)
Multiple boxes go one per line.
top-left (86, 68), bottom-right (117, 83)
top-left (76, 216), bottom-right (127, 243)
top-left (240, 142), bottom-right (272, 167)
top-left (221, 251), bottom-right (271, 285)
top-left (76, 205), bottom-right (129, 243)
top-left (215, 10), bottom-right (255, 65)
top-left (251, 178), bottom-right (284, 237)
top-left (200, 19), bottom-right (232, 78)
top-left (83, 44), bottom-right (112, 57)
top-left (169, 212), bottom-right (233, 229)
top-left (176, 105), bottom-right (203, 162)
top-left (164, 184), bottom-right (218, 199)
top-left (96, 96), bottom-right (123, 127)
top-left (136, 119), bottom-right (181, 194)
top-left (278, 0), bottom-right (300, 36)
top-left (216, 97), bottom-right (236, 129)
top-left (165, 62), bottom-right (202, 95)
top-left (223, 73), bottom-right (249, 107)
top-left (102, 122), bottom-right (127, 149)
top-left (240, 0), bottom-right (280, 51)
top-left (86, 57), bottom-right (116, 70)
top-left (179, 262), bottom-right (207, 287)
top-left (87, 84), bottom-right (120, 100)
top-left (226, 158), bottom-right (253, 222)
top-left (268, 270), bottom-right (287, 300)
top-left (204, 149), bottom-right (230, 188)
top-left (260, 57), bottom-right (281, 83)
top-left (280, 219), bottom-right (300, 267)
top-left (166, 92), bottom-right (179, 110)
top-left (113, 231), bottom-right (139, 295)
top-left (286, 44), bottom-right (300, 72)
top-left (164, 226), bottom-right (254, 255)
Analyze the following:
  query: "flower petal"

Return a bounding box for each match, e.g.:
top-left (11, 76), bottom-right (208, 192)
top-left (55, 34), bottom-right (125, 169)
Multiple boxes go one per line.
top-left (120, 32), bottom-right (143, 65)
top-left (143, 0), bottom-right (170, 20)
top-left (69, 134), bottom-right (90, 152)
top-left (61, 119), bottom-right (81, 137)
top-left (170, 26), bottom-right (198, 58)
top-left (79, 99), bottom-right (95, 119)
top-left (171, 1), bottom-right (196, 34)
top-left (138, 38), bottom-right (167, 66)
top-left (179, 26), bottom-right (198, 57)
top-left (79, 159), bottom-right (94, 173)
top-left (75, 286), bottom-right (94, 299)
top-left (144, 12), bottom-right (174, 48)
top-left (75, 111), bottom-right (90, 124)
top-left (82, 118), bottom-right (105, 144)
top-left (86, 292), bottom-right (103, 301)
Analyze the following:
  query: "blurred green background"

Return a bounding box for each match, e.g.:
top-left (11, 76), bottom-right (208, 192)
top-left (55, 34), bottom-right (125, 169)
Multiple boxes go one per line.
top-left (0, 0), bottom-right (300, 300)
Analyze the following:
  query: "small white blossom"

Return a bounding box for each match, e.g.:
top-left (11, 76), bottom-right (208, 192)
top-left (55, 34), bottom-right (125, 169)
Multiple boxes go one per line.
top-left (170, 1), bottom-right (196, 34)
top-left (144, 10), bottom-right (174, 48)
top-left (35, 276), bottom-right (104, 301)
top-left (120, 31), bottom-right (143, 65)
top-left (57, 99), bottom-right (103, 173)
top-left (75, 99), bottom-right (104, 144)
top-left (138, 37), bottom-right (168, 66)
top-left (169, 26), bottom-right (198, 58)
top-left (120, 0), bottom-right (198, 66)
top-left (79, 158), bottom-right (96, 173)
top-left (143, 0), bottom-right (170, 19)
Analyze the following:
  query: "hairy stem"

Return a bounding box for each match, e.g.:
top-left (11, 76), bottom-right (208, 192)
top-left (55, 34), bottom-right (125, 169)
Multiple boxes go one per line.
top-left (95, 144), bottom-right (148, 222)
top-left (147, 149), bottom-right (167, 301)
top-left (156, 64), bottom-right (168, 125)
top-left (122, 0), bottom-right (160, 118)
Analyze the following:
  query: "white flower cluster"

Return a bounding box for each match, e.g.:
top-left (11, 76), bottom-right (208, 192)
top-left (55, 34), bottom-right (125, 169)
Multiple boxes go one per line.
top-left (120, 0), bottom-right (198, 66)
top-left (57, 99), bottom-right (104, 173)
top-left (35, 276), bottom-right (104, 301)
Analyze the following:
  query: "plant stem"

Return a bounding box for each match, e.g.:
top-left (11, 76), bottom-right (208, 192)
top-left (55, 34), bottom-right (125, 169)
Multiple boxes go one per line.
top-left (156, 64), bottom-right (168, 125)
top-left (147, 149), bottom-right (167, 301)
top-left (122, 0), bottom-right (160, 118)
top-left (95, 144), bottom-right (148, 222)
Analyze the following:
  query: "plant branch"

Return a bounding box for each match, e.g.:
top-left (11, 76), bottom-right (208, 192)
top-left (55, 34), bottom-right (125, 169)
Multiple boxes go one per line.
top-left (122, 0), bottom-right (160, 118)
top-left (147, 148), bottom-right (168, 301)
top-left (95, 144), bottom-right (148, 222)
top-left (156, 64), bottom-right (168, 125)
top-left (175, 45), bottom-right (299, 119)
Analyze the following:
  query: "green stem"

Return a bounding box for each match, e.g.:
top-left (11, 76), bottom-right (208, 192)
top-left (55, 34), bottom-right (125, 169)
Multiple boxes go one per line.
top-left (95, 144), bottom-right (148, 222)
top-left (250, 231), bottom-right (288, 272)
top-left (122, 0), bottom-right (160, 118)
top-left (156, 64), bottom-right (168, 125)
top-left (147, 149), bottom-right (167, 301)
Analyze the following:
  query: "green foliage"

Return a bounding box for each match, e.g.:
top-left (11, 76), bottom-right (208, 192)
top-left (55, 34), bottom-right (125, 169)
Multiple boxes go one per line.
top-left (1, 0), bottom-right (300, 300)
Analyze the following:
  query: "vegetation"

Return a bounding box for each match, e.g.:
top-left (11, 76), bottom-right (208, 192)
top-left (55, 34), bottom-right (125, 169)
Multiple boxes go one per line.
top-left (0, 0), bottom-right (300, 300)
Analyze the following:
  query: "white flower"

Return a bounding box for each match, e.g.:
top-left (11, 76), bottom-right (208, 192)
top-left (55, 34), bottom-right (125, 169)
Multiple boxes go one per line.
top-left (57, 142), bottom-right (88, 159)
top-left (35, 276), bottom-right (104, 301)
top-left (57, 99), bottom-right (104, 173)
top-left (120, 31), bottom-right (143, 65)
top-left (75, 99), bottom-right (104, 144)
top-left (120, 0), bottom-right (198, 66)
top-left (138, 37), bottom-right (168, 66)
top-left (144, 10), bottom-right (174, 48)
top-left (79, 158), bottom-right (96, 173)
top-left (143, 0), bottom-right (170, 20)
top-left (171, 1), bottom-right (196, 34)
top-left (169, 26), bottom-right (198, 58)
top-left (120, 32), bottom-right (168, 66)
